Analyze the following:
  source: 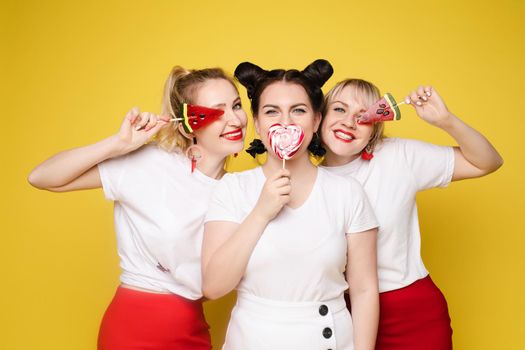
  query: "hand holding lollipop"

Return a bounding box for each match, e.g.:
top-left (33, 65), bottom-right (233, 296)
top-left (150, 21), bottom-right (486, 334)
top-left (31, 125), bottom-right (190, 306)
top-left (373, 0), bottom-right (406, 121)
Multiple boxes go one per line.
top-left (268, 123), bottom-right (305, 168)
top-left (405, 86), bottom-right (452, 128)
top-left (357, 87), bottom-right (449, 127)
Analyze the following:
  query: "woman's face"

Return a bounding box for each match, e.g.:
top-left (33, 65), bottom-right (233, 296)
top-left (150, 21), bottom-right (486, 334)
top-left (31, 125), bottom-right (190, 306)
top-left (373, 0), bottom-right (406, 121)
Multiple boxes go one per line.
top-left (192, 78), bottom-right (247, 157)
top-left (255, 81), bottom-right (320, 161)
top-left (321, 85), bottom-right (375, 163)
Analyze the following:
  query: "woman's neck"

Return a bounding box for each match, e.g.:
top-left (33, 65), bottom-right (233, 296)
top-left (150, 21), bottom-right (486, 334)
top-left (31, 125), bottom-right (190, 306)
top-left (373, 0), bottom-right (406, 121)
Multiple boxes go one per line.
top-left (262, 153), bottom-right (318, 209)
top-left (196, 154), bottom-right (226, 179)
top-left (262, 153), bottom-right (316, 177)
top-left (322, 151), bottom-right (359, 167)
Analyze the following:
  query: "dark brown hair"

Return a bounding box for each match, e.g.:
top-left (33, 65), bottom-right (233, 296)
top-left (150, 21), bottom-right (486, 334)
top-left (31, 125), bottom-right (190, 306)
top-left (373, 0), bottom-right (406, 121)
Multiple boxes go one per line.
top-left (235, 60), bottom-right (333, 157)
top-left (234, 59), bottom-right (333, 116)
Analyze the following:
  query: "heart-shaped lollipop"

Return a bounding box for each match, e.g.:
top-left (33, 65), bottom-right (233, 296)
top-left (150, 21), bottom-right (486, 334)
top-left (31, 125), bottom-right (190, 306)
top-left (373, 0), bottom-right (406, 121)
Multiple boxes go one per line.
top-left (268, 123), bottom-right (305, 164)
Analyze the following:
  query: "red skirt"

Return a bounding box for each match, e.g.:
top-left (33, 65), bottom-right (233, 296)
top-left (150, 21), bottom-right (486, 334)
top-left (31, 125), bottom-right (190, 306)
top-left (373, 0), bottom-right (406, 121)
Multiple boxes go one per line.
top-left (375, 275), bottom-right (452, 350)
top-left (98, 286), bottom-right (211, 350)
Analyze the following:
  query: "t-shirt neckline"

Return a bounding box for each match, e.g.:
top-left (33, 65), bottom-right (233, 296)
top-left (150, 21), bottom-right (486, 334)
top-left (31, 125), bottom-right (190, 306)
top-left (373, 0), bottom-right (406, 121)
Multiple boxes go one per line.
top-left (256, 166), bottom-right (322, 212)
top-left (173, 152), bottom-right (220, 185)
top-left (321, 156), bottom-right (362, 175)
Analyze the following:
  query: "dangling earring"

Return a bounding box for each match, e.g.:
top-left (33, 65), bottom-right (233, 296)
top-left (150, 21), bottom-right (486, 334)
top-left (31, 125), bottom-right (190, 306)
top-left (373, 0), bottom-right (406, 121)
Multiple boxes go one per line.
top-left (361, 143), bottom-right (374, 160)
top-left (185, 138), bottom-right (203, 173)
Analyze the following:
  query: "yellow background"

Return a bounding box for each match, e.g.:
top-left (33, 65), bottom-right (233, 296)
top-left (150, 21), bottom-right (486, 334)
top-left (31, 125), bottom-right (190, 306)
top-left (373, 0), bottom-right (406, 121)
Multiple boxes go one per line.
top-left (2, 0), bottom-right (524, 349)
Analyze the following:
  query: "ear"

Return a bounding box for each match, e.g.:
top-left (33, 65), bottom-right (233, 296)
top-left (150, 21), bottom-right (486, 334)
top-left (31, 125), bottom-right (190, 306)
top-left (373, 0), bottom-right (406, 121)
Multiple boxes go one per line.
top-left (313, 112), bottom-right (322, 133)
top-left (253, 117), bottom-right (261, 137)
top-left (178, 123), bottom-right (194, 140)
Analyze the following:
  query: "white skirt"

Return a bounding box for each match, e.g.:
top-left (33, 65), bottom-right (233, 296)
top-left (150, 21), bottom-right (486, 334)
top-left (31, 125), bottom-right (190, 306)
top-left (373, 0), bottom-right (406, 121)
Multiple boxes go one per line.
top-left (223, 292), bottom-right (354, 350)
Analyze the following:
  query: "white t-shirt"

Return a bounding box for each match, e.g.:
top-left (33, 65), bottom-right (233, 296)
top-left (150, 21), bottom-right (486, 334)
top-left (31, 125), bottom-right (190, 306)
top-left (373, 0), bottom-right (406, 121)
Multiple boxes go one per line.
top-left (98, 145), bottom-right (218, 299)
top-left (322, 138), bottom-right (455, 293)
top-left (205, 167), bottom-right (378, 302)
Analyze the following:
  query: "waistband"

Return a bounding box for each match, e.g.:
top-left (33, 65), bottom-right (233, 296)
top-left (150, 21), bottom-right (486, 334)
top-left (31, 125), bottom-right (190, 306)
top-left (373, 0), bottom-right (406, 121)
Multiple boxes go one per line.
top-left (236, 293), bottom-right (346, 319)
top-left (116, 286), bottom-right (204, 305)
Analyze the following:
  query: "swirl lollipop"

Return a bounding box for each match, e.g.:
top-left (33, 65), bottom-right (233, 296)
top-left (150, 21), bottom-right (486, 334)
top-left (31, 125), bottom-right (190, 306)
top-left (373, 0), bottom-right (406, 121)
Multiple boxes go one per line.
top-left (268, 123), bottom-right (305, 168)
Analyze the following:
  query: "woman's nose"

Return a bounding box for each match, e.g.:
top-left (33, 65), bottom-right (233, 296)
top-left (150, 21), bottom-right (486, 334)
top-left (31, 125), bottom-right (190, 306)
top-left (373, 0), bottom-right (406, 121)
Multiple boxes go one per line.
top-left (224, 109), bottom-right (242, 127)
top-left (341, 113), bottom-right (357, 129)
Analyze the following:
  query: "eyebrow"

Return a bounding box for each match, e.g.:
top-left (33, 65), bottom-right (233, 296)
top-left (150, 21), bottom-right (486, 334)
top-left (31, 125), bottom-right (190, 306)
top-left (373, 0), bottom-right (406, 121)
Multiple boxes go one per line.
top-left (262, 104), bottom-right (279, 109)
top-left (211, 97), bottom-right (241, 109)
top-left (330, 100), bottom-right (349, 107)
top-left (262, 103), bottom-right (309, 109)
top-left (290, 103), bottom-right (308, 109)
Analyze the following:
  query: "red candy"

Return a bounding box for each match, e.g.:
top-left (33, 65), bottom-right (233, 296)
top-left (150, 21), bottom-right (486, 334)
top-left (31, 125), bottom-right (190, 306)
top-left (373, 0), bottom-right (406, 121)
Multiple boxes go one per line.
top-left (268, 123), bottom-right (305, 160)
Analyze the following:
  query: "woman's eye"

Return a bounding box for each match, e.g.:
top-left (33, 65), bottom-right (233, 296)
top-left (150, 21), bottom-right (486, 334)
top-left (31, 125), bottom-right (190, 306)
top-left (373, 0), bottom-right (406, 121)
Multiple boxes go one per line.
top-left (292, 108), bottom-right (306, 114)
top-left (334, 107), bottom-right (345, 113)
top-left (264, 109), bottom-right (278, 115)
top-left (233, 102), bottom-right (242, 110)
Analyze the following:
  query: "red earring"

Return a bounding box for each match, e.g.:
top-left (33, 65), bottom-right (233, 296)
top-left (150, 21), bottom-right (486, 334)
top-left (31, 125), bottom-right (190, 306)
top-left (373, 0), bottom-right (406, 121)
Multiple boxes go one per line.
top-left (185, 145), bottom-right (203, 173)
top-left (361, 144), bottom-right (374, 160)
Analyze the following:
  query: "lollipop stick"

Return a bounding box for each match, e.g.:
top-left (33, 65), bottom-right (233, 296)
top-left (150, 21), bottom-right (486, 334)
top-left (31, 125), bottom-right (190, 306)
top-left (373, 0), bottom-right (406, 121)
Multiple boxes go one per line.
top-left (169, 116), bottom-right (200, 122)
top-left (394, 101), bottom-right (407, 107)
top-left (282, 158), bottom-right (285, 169)
top-left (136, 116), bottom-right (193, 131)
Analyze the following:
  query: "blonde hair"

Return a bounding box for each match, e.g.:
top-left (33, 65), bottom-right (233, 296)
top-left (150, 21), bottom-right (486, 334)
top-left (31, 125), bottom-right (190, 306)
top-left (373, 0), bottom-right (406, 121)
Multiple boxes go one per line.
top-left (156, 66), bottom-right (237, 152)
top-left (322, 78), bottom-right (385, 152)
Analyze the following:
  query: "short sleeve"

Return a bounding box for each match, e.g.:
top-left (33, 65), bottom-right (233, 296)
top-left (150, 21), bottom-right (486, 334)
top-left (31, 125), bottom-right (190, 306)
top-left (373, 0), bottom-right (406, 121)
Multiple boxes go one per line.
top-left (97, 154), bottom-right (129, 201)
top-left (401, 138), bottom-right (454, 191)
top-left (345, 178), bottom-right (379, 234)
top-left (205, 174), bottom-right (242, 224)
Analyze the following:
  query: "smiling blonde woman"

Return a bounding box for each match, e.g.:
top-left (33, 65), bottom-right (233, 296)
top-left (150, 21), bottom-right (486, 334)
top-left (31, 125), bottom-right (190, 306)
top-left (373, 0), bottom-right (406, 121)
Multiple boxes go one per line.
top-left (320, 78), bottom-right (503, 350)
top-left (28, 66), bottom-right (247, 350)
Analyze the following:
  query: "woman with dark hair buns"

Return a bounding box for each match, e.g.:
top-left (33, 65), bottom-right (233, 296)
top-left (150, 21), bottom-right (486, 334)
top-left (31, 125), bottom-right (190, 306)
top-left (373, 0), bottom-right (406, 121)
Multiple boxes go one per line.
top-left (202, 60), bottom-right (379, 350)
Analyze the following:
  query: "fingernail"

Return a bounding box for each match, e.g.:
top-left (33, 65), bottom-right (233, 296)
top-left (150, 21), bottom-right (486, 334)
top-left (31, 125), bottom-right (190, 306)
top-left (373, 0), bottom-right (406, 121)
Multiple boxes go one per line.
top-left (135, 125), bottom-right (142, 130)
top-left (416, 101), bottom-right (422, 106)
top-left (422, 96), bottom-right (428, 101)
top-left (426, 91), bottom-right (431, 97)
top-left (405, 98), bottom-right (411, 104)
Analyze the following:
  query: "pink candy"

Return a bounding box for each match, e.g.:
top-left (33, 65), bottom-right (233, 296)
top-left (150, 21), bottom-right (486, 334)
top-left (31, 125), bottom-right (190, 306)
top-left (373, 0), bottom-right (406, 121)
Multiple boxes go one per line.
top-left (268, 123), bottom-right (305, 160)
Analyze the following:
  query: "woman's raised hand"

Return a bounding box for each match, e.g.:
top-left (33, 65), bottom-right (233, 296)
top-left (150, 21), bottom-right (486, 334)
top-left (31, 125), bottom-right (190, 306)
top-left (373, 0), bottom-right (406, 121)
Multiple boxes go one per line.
top-left (253, 168), bottom-right (292, 222)
top-left (116, 107), bottom-right (170, 155)
top-left (405, 86), bottom-right (452, 128)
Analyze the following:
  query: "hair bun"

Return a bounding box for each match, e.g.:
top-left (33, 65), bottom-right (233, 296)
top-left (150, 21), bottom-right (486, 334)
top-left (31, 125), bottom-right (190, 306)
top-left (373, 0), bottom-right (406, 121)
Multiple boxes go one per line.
top-left (301, 59), bottom-right (333, 89)
top-left (234, 62), bottom-right (268, 99)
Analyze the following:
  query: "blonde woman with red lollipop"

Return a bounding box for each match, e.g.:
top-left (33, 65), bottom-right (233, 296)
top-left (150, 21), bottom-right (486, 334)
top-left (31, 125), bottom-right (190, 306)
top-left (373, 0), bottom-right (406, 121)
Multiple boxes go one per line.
top-left (202, 60), bottom-right (379, 350)
top-left (28, 66), bottom-right (247, 349)
top-left (319, 79), bottom-right (503, 350)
